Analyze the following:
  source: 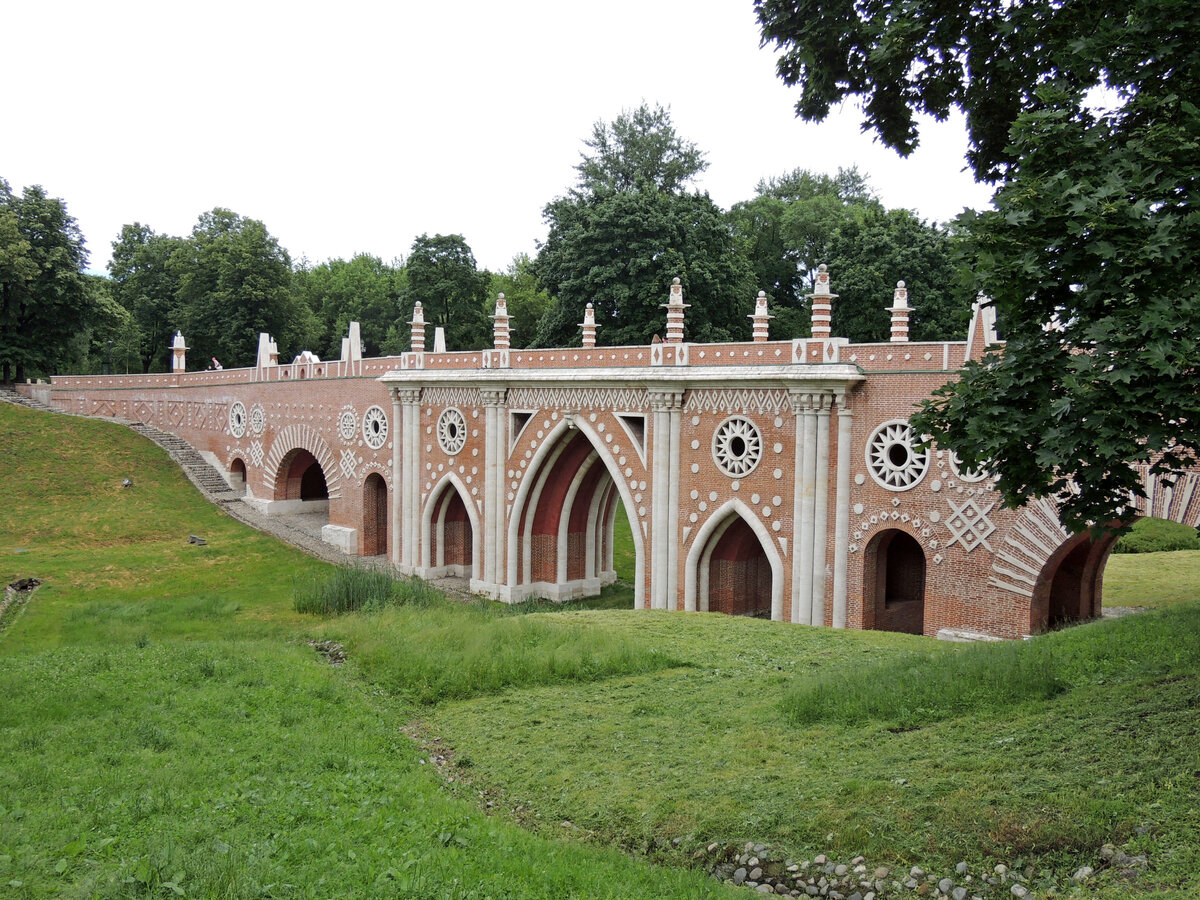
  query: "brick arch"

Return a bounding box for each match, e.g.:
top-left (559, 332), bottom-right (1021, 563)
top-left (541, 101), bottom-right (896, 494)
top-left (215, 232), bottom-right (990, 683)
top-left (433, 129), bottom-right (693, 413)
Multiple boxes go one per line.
top-left (684, 498), bottom-right (784, 618)
top-left (506, 416), bottom-right (646, 607)
top-left (422, 472), bottom-right (482, 579)
top-left (263, 424), bottom-right (341, 500)
top-left (863, 527), bottom-right (926, 634)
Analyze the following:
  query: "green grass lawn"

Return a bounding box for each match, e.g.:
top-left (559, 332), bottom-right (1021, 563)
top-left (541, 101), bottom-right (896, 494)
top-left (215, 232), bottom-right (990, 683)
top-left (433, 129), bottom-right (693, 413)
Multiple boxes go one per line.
top-left (3, 401), bottom-right (1199, 899)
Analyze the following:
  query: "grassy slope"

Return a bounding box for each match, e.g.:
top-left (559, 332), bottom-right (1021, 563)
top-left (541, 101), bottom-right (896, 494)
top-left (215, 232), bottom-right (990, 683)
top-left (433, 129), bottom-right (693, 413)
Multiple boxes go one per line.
top-left (0, 403), bottom-right (734, 899)
top-left (4, 402), bottom-right (1199, 898)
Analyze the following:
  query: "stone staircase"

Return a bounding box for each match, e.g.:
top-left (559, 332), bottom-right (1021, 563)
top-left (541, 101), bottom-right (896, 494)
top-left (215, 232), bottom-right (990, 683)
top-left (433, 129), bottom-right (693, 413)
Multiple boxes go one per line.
top-left (0, 386), bottom-right (61, 415)
top-left (125, 422), bottom-right (240, 503)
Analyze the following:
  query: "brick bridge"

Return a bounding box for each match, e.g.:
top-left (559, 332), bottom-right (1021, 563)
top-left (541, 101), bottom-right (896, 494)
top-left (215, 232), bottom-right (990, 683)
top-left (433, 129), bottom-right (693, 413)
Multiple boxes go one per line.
top-left (32, 272), bottom-right (1198, 639)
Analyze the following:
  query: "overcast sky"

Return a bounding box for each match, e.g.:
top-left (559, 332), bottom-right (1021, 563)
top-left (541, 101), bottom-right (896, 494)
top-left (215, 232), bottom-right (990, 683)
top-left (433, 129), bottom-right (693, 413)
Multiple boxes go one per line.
top-left (5, 0), bottom-right (994, 276)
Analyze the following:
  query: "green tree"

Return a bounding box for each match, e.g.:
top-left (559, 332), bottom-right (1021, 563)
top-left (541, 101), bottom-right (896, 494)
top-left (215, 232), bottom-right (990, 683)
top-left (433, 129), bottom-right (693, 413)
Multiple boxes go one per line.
top-left (535, 104), bottom-right (754, 347)
top-left (108, 223), bottom-right (185, 372)
top-left (756, 0), bottom-right (1200, 528)
top-left (292, 254), bottom-right (403, 358)
top-left (171, 209), bottom-right (318, 368)
top-left (0, 180), bottom-right (91, 382)
top-left (399, 234), bottom-right (490, 352)
top-left (729, 168), bottom-right (968, 341)
top-left (575, 103), bottom-right (708, 195)
top-left (488, 254), bottom-right (552, 350)
top-left (826, 207), bottom-right (969, 343)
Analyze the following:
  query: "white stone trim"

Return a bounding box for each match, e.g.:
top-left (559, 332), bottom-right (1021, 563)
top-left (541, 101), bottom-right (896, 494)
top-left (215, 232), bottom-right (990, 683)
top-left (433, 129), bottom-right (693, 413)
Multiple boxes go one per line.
top-left (684, 499), bottom-right (784, 617)
top-left (420, 472), bottom-right (482, 580)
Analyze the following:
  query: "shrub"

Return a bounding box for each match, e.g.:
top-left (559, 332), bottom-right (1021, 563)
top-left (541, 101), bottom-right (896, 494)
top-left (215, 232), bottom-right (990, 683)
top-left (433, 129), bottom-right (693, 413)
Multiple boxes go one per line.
top-left (1114, 517), bottom-right (1200, 553)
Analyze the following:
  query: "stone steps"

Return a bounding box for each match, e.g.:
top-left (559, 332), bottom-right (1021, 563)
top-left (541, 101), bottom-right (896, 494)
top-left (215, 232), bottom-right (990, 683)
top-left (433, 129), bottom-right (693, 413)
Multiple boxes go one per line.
top-left (126, 423), bottom-right (239, 501)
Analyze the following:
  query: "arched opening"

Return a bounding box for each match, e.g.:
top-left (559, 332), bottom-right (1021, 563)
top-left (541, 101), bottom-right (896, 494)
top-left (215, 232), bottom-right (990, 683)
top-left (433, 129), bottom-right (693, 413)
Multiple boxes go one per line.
top-left (268, 447), bottom-right (331, 539)
top-left (702, 514), bottom-right (772, 618)
top-left (1030, 529), bottom-right (1122, 631)
top-left (427, 481), bottom-right (475, 577)
top-left (229, 457), bottom-right (247, 495)
top-left (362, 473), bottom-right (388, 557)
top-left (509, 425), bottom-right (640, 603)
top-left (864, 528), bottom-right (926, 634)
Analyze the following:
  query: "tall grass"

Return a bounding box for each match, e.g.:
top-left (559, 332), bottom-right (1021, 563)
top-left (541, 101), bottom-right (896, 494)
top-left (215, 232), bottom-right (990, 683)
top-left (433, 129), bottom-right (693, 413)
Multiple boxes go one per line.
top-left (336, 602), bottom-right (680, 704)
top-left (782, 639), bottom-right (1067, 729)
top-left (293, 566), bottom-right (439, 614)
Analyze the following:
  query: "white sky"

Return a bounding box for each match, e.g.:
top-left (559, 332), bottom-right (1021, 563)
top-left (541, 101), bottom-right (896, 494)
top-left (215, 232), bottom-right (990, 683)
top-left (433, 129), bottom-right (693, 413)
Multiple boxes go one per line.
top-left (4, 0), bottom-right (994, 276)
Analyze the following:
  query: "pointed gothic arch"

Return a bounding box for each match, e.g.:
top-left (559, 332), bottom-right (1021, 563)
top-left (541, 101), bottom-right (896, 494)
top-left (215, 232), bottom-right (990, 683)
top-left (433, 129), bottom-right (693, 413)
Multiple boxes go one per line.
top-left (506, 416), bottom-right (645, 605)
top-left (684, 499), bottom-right (784, 618)
top-left (422, 472), bottom-right (482, 579)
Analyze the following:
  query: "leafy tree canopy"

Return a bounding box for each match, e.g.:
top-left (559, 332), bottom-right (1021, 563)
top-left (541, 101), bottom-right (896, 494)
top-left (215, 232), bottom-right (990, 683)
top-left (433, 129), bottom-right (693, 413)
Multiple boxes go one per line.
top-left (109, 223), bottom-right (186, 372)
top-left (292, 254), bottom-right (403, 359)
top-left (172, 209), bottom-right (318, 368)
top-left (399, 234), bottom-right (490, 352)
top-left (756, 0), bottom-right (1200, 528)
top-left (575, 103), bottom-right (707, 196)
top-left (0, 179), bottom-right (91, 382)
top-left (729, 167), bottom-right (969, 341)
top-left (488, 254), bottom-right (552, 350)
top-left (536, 104), bottom-right (754, 347)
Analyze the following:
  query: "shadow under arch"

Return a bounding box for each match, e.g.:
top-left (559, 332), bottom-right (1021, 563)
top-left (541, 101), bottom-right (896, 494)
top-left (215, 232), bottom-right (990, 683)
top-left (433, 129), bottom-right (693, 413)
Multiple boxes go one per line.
top-left (862, 527), bottom-right (926, 634)
top-left (505, 416), bottom-right (645, 607)
top-left (684, 498), bottom-right (784, 619)
top-left (421, 471), bottom-right (482, 580)
top-left (1029, 526), bottom-right (1123, 631)
top-left (362, 472), bottom-right (389, 557)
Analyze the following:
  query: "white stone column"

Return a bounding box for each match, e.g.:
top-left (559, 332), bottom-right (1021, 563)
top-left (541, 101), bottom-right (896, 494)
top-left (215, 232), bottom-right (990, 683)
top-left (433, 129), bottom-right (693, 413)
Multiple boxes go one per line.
top-left (831, 394), bottom-right (854, 628)
top-left (390, 390), bottom-right (403, 566)
top-left (810, 394), bottom-right (832, 626)
top-left (791, 392), bottom-right (817, 624)
top-left (648, 388), bottom-right (680, 610)
top-left (665, 392), bottom-right (683, 610)
top-left (483, 388), bottom-right (507, 593)
top-left (396, 388), bottom-right (422, 573)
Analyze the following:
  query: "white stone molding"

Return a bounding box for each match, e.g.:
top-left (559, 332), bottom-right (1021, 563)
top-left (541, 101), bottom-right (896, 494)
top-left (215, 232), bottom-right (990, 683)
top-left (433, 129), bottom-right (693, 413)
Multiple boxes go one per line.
top-left (793, 393), bottom-right (818, 624)
top-left (684, 498), bottom-right (784, 617)
top-left (831, 395), bottom-right (854, 628)
top-left (248, 403), bottom-right (266, 436)
top-left (944, 496), bottom-right (998, 553)
top-left (421, 472), bottom-right (482, 579)
top-left (423, 386), bottom-right (482, 409)
top-left (865, 419), bottom-right (930, 491)
top-left (989, 497), bottom-right (1071, 597)
top-left (503, 416), bottom-right (646, 607)
top-left (337, 408), bottom-right (357, 442)
top-left (228, 401), bottom-right (247, 438)
top-left (811, 395), bottom-right (832, 626)
top-left (712, 416), bottom-right (764, 478)
top-left (262, 424), bottom-right (341, 501)
top-left (684, 388), bottom-right (790, 416)
top-left (436, 407), bottom-right (467, 456)
top-left (362, 405), bottom-right (389, 450)
top-left (507, 386), bottom-right (648, 412)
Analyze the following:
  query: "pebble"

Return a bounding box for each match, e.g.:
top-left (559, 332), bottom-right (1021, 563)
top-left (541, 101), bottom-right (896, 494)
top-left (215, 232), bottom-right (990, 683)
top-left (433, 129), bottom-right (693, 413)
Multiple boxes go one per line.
top-left (749, 867), bottom-right (763, 881)
top-left (733, 867), bottom-right (748, 885)
top-left (994, 864), bottom-right (1008, 877)
top-left (835, 865), bottom-right (849, 877)
top-left (874, 867), bottom-right (890, 880)
top-left (952, 888), bottom-right (968, 900)
top-left (755, 885), bottom-right (774, 894)
top-left (938, 877), bottom-right (955, 893)
top-left (1010, 886), bottom-right (1028, 899)
top-left (1071, 866), bottom-right (1094, 882)
top-left (911, 866), bottom-right (926, 879)
top-left (955, 862), bottom-right (969, 876)
top-left (814, 855), bottom-right (828, 866)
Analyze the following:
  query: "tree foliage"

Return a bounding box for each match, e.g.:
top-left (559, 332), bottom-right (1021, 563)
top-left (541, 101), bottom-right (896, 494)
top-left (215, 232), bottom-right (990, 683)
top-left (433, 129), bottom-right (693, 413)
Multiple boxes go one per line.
top-left (757, 0), bottom-right (1200, 527)
top-left (535, 104), bottom-right (754, 347)
top-left (0, 180), bottom-right (91, 382)
top-left (171, 209), bottom-right (318, 368)
top-left (488, 254), bottom-right (552, 350)
top-left (575, 103), bottom-right (708, 195)
top-left (109, 223), bottom-right (185, 372)
top-left (729, 168), bottom-right (968, 341)
top-left (292, 254), bottom-right (403, 359)
top-left (399, 234), bottom-right (490, 352)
